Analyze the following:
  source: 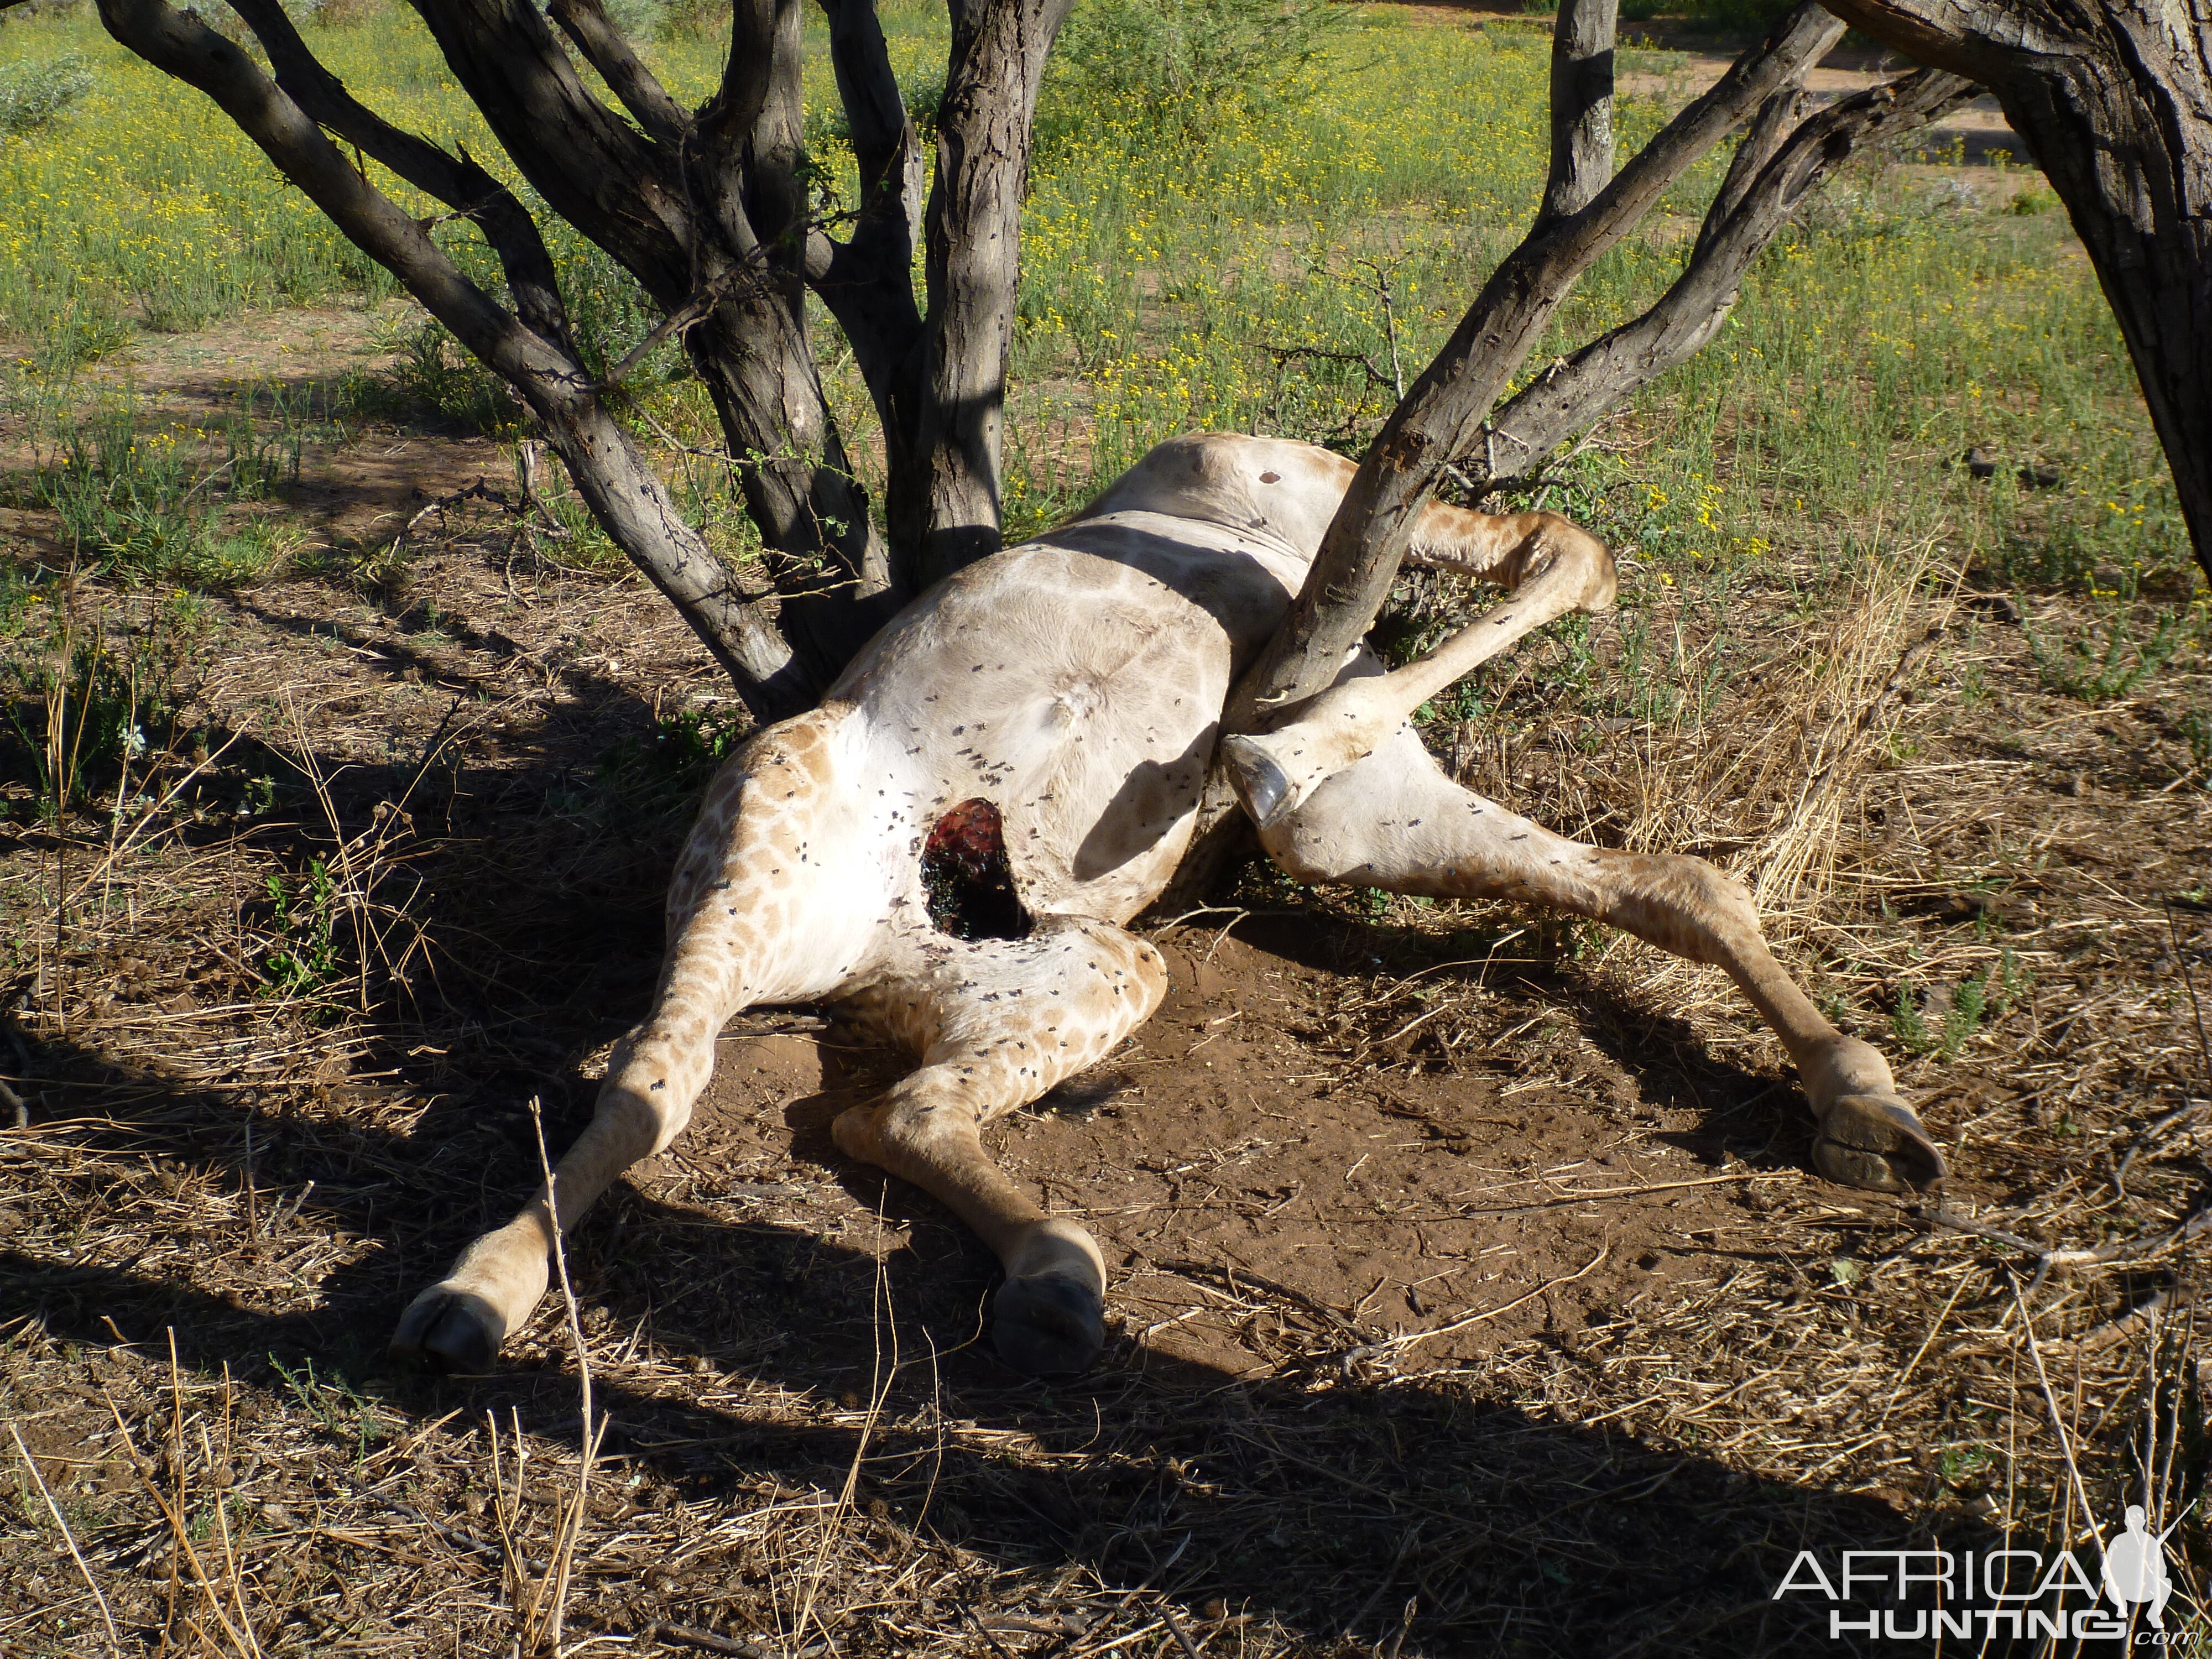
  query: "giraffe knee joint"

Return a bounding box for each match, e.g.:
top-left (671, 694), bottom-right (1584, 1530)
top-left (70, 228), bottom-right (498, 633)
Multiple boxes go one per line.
top-left (841, 1083), bottom-right (973, 1173)
top-left (1517, 517), bottom-right (1617, 612)
top-left (1699, 865), bottom-right (1761, 938)
top-left (596, 1075), bottom-right (693, 1159)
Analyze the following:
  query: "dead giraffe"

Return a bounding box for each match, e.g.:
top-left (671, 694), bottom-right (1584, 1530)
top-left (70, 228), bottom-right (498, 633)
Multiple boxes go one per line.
top-left (392, 432), bottom-right (1945, 1376)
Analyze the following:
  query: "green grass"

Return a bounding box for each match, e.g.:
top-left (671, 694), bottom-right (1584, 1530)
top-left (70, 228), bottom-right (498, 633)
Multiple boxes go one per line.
top-left (0, 1), bottom-right (2203, 619)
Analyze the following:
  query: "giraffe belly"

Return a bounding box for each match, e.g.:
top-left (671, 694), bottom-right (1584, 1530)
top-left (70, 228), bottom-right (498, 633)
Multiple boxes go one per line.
top-left (834, 529), bottom-right (1297, 928)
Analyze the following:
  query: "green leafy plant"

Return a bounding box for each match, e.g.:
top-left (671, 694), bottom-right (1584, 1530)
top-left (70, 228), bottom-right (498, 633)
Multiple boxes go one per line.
top-left (379, 319), bottom-right (523, 434)
top-left (0, 51), bottom-right (93, 139)
top-left (268, 1357), bottom-right (389, 1464)
top-left (2183, 709), bottom-right (2212, 785)
top-left (262, 855), bottom-right (341, 996)
top-left (1891, 951), bottom-right (2027, 1059)
top-left (597, 703), bottom-right (752, 813)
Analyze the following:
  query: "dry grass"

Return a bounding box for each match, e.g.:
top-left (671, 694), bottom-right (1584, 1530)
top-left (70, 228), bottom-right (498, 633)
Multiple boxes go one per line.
top-left (5, 335), bottom-right (2211, 1657)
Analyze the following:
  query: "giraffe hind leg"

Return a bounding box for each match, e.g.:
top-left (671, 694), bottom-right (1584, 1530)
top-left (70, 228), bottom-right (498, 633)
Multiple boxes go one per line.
top-left (833, 917), bottom-right (1168, 1373)
top-left (393, 706), bottom-right (885, 1369)
top-left (1224, 515), bottom-right (1615, 829)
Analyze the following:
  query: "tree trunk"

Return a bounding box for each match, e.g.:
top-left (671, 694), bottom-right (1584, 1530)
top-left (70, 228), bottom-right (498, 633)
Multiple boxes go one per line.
top-left (421, 0), bottom-right (900, 694)
top-left (1823, 0), bottom-right (2212, 587)
top-left (1540, 0), bottom-right (1619, 228)
top-left (900, 0), bottom-right (1075, 588)
top-left (97, 0), bottom-right (1065, 714)
top-left (100, 0), bottom-right (810, 715)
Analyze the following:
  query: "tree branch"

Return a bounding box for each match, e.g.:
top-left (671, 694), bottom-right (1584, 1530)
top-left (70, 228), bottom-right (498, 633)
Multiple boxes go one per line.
top-left (406, 0), bottom-right (695, 309)
top-left (808, 0), bottom-right (928, 429)
top-left (1694, 74), bottom-right (1804, 264)
top-left (96, 0), bottom-right (801, 716)
top-left (1814, 0), bottom-right (2050, 82)
top-left (225, 0), bottom-right (572, 348)
top-left (548, 0), bottom-right (691, 149)
top-left (1234, 1), bottom-right (1846, 722)
top-left (1480, 66), bottom-right (1974, 488)
top-left (900, 0), bottom-right (1078, 587)
top-left (822, 0), bottom-right (924, 212)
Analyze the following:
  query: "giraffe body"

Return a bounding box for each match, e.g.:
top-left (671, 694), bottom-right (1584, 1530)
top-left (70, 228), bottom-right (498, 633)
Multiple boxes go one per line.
top-left (393, 434), bottom-right (1945, 1375)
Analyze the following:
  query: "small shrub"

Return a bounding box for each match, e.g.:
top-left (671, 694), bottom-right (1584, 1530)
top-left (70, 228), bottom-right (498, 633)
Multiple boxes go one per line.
top-left (27, 296), bottom-right (132, 369)
top-left (262, 856), bottom-right (341, 997)
top-left (656, 0), bottom-right (729, 38)
top-left (1048, 0), bottom-right (1344, 133)
top-left (2027, 608), bottom-right (2185, 701)
top-left (0, 51), bottom-right (92, 139)
top-left (599, 0), bottom-right (665, 35)
top-left (1, 608), bottom-right (182, 821)
top-left (1891, 952), bottom-right (2027, 1059)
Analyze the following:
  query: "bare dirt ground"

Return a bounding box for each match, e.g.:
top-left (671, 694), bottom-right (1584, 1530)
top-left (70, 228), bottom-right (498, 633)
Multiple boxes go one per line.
top-left (3, 296), bottom-right (2210, 1657)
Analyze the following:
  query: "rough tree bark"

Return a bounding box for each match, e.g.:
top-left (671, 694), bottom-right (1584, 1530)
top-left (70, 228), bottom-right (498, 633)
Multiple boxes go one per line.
top-left (91, 0), bottom-right (1072, 722)
top-left (1821, 0), bottom-right (2212, 586)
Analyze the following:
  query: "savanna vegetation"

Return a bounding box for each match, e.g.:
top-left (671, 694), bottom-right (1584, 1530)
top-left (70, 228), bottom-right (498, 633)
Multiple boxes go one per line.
top-left (2, 1), bottom-right (2208, 1655)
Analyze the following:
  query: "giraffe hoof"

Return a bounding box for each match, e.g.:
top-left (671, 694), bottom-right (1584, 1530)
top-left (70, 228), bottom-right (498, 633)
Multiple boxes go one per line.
top-left (390, 1284), bottom-right (507, 1371)
top-left (1220, 735), bottom-right (1291, 828)
top-left (1813, 1093), bottom-right (1946, 1194)
top-left (992, 1272), bottom-right (1105, 1374)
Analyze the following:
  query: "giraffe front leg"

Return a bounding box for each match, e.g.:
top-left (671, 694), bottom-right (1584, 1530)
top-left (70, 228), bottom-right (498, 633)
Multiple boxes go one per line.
top-left (1256, 727), bottom-right (1944, 1194)
top-left (391, 1019), bottom-right (714, 1368)
top-left (393, 704), bottom-right (879, 1369)
top-left (834, 919), bottom-right (1168, 1373)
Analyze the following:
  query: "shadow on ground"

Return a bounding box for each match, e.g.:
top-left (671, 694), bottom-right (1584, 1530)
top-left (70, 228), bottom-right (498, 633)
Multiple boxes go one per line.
top-left (3, 1003), bottom-right (1994, 1656)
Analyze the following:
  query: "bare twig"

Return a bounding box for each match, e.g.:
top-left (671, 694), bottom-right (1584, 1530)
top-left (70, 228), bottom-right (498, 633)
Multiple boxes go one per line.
top-left (9, 1421), bottom-right (124, 1658)
top-left (650, 1623), bottom-right (781, 1658)
top-left (2057, 1288), bottom-right (2195, 1356)
top-left (1159, 1602), bottom-right (1206, 1659)
top-left (2010, 1272), bottom-right (2105, 1550)
top-left (598, 264), bottom-right (766, 390)
top-left (98, 1376), bottom-right (259, 1659)
top-left (1340, 1244), bottom-right (1610, 1365)
top-left (2115, 1097), bottom-right (2210, 1198)
top-left (528, 1095), bottom-right (601, 1656)
top-left (1916, 1199), bottom-right (2212, 1297)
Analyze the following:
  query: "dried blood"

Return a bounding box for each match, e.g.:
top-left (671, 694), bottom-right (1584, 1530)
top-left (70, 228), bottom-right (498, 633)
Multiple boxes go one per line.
top-left (920, 798), bottom-right (1032, 941)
